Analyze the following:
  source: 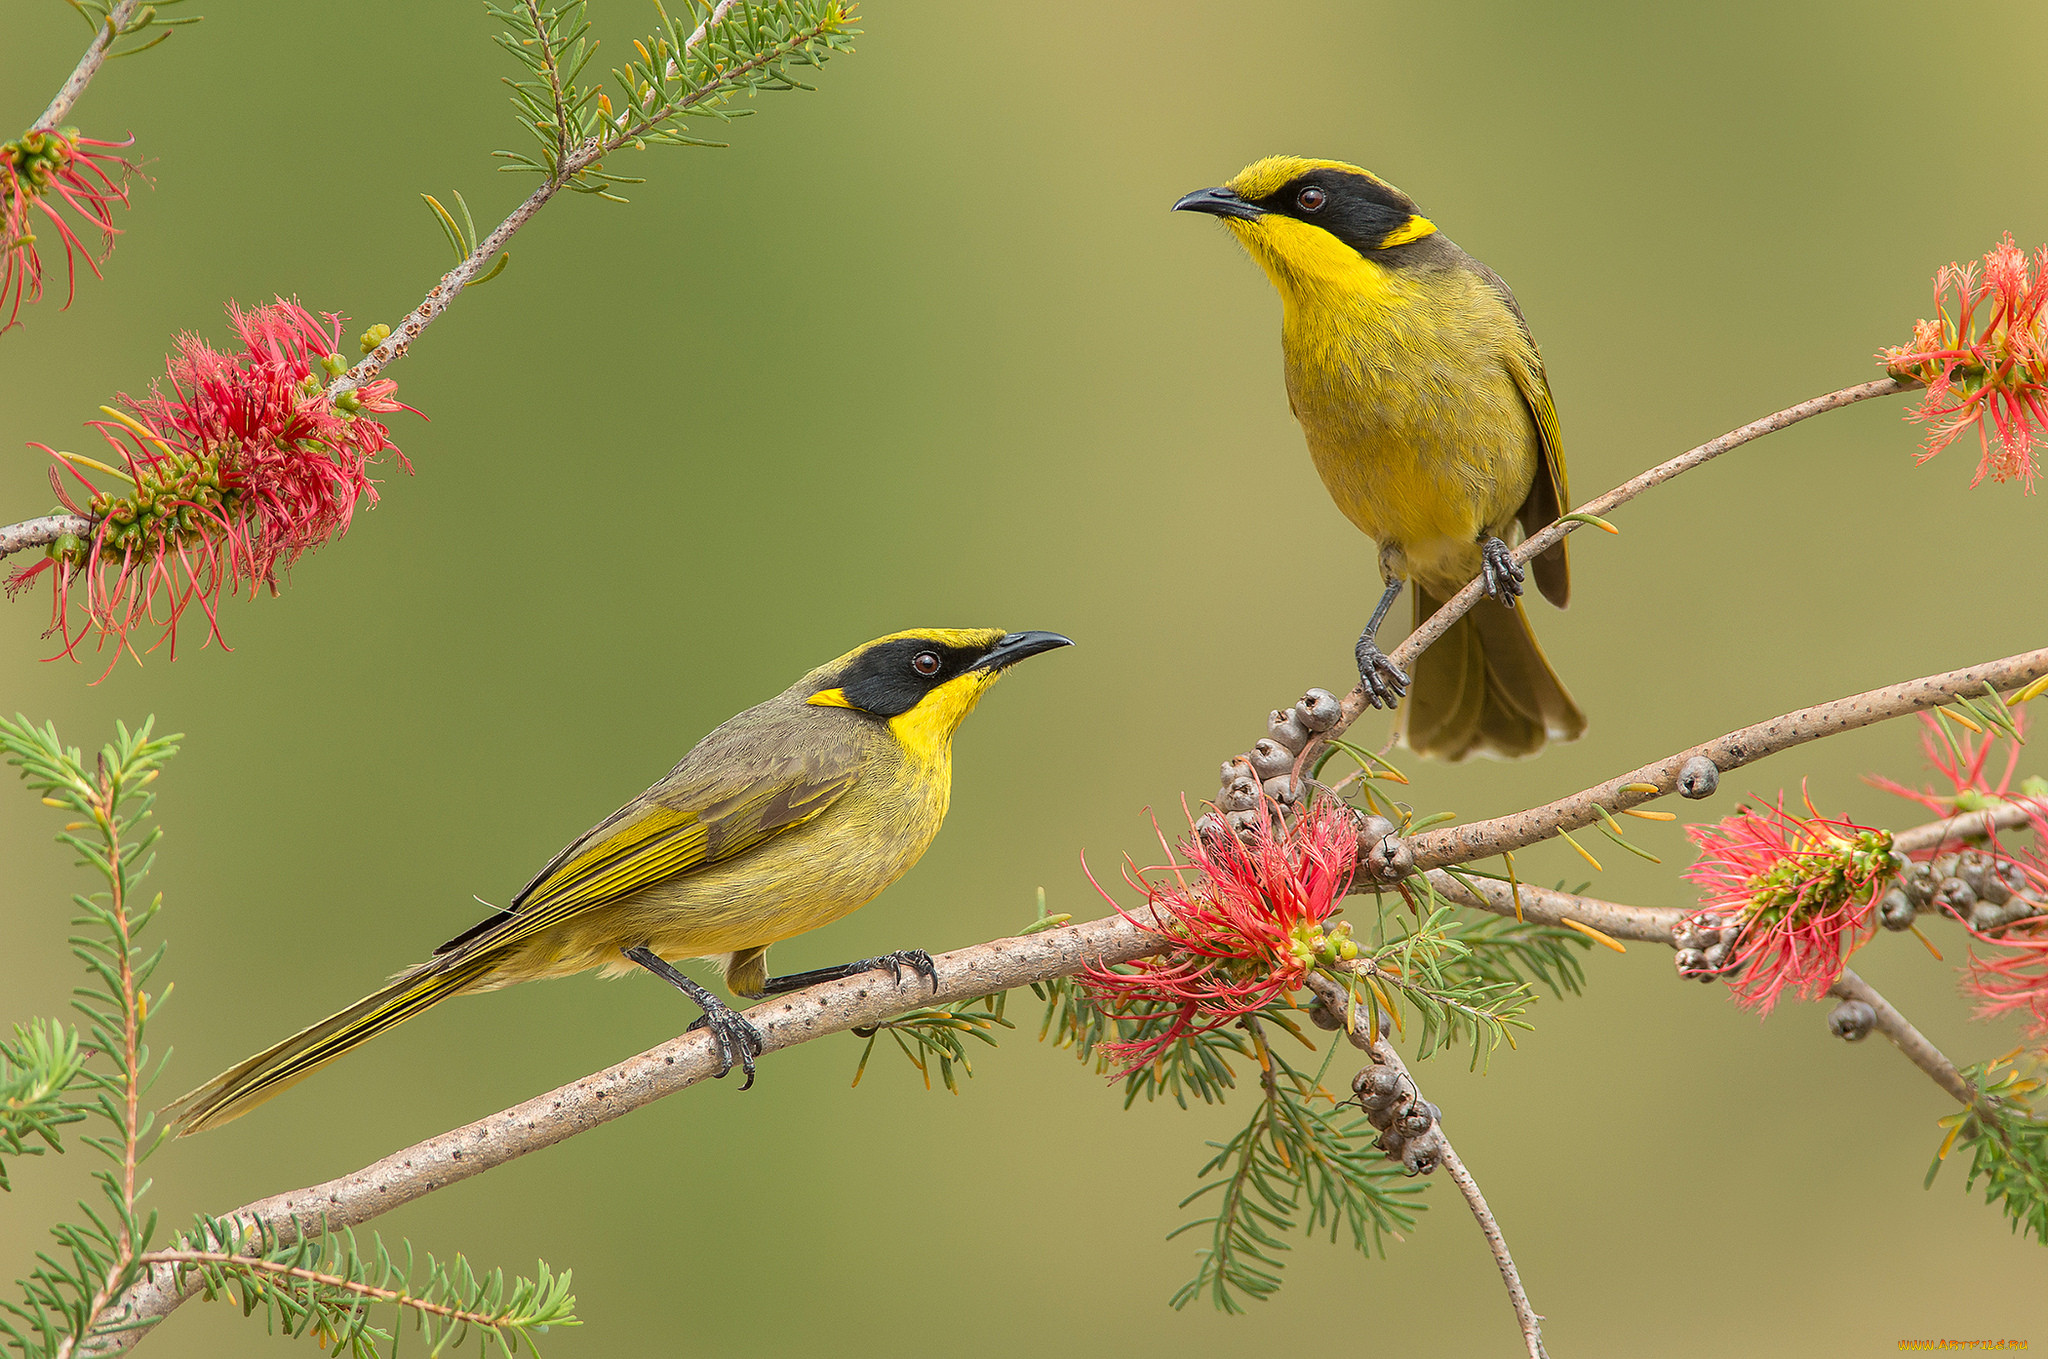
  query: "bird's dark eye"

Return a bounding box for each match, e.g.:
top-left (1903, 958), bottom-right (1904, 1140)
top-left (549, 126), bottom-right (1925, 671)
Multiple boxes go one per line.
top-left (1296, 186), bottom-right (1326, 212)
top-left (912, 650), bottom-right (941, 677)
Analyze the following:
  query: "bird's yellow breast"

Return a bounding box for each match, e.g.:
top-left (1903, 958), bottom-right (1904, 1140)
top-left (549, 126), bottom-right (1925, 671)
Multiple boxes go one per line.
top-left (1269, 253), bottom-right (1541, 589)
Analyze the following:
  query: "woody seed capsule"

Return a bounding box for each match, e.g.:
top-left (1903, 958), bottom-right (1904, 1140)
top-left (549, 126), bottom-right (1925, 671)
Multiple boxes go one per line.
top-left (1353, 1065), bottom-right (1404, 1101)
top-left (1401, 1131), bottom-right (1444, 1176)
top-left (1267, 708), bottom-right (1311, 751)
top-left (1357, 813), bottom-right (1397, 843)
top-left (1898, 862), bottom-right (1938, 907)
top-left (1263, 774), bottom-right (1303, 807)
top-left (1296, 688), bottom-right (1342, 732)
top-left (1878, 888), bottom-right (1918, 932)
top-left (1677, 755), bottom-right (1720, 799)
top-left (1219, 776), bottom-right (1260, 812)
top-left (1364, 835), bottom-right (1416, 883)
top-left (1935, 878), bottom-right (1977, 915)
top-left (1827, 999), bottom-right (1876, 1042)
top-left (1249, 739), bottom-right (1295, 779)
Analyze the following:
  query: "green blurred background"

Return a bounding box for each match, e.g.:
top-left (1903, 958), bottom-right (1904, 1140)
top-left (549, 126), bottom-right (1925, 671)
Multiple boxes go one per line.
top-left (5, 2), bottom-right (2046, 1354)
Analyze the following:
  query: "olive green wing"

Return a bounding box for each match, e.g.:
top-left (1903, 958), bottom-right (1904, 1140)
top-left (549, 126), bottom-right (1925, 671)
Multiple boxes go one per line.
top-left (1465, 255), bottom-right (1571, 609)
top-left (434, 742), bottom-right (858, 961)
top-left (1506, 347), bottom-right (1571, 609)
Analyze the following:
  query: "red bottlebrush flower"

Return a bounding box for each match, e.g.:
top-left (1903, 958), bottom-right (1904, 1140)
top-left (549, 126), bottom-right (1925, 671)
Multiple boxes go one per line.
top-left (1679, 794), bottom-right (1895, 1015)
top-left (1954, 798), bottom-right (2048, 1037)
top-left (1083, 799), bottom-right (1360, 1077)
top-left (1962, 917), bottom-right (2048, 1041)
top-left (5, 298), bottom-right (417, 672)
top-left (1881, 233), bottom-right (2048, 492)
top-left (1863, 711), bottom-right (2048, 1040)
top-left (1, 127), bottom-right (139, 331)
top-left (1867, 711), bottom-right (2032, 818)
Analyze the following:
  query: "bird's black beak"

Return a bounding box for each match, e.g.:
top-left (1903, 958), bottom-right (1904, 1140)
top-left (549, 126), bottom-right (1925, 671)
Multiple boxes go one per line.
top-left (1172, 186), bottom-right (1263, 221)
top-left (973, 631), bottom-right (1074, 673)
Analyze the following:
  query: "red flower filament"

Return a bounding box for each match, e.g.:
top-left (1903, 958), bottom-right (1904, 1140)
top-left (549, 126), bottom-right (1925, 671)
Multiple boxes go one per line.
top-left (1871, 713), bottom-right (2048, 1040)
top-left (1881, 233), bottom-right (2048, 492)
top-left (1083, 799), bottom-right (1360, 1077)
top-left (1, 126), bottom-right (138, 331)
top-left (6, 299), bottom-right (415, 669)
top-left (1867, 711), bottom-right (2035, 819)
top-left (1680, 795), bottom-right (1894, 1015)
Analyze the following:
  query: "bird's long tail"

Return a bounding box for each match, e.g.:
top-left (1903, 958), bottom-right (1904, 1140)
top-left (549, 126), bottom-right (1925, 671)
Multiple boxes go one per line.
top-left (163, 954), bottom-right (497, 1136)
top-left (1398, 584), bottom-right (1586, 761)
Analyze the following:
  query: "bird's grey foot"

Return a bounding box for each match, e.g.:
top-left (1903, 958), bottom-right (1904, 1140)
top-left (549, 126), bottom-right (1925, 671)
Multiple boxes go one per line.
top-left (756, 948), bottom-right (939, 997)
top-left (852, 948), bottom-right (939, 993)
top-left (1479, 536), bottom-right (1524, 605)
top-left (1355, 637), bottom-right (1410, 709)
top-left (625, 945), bottom-right (765, 1089)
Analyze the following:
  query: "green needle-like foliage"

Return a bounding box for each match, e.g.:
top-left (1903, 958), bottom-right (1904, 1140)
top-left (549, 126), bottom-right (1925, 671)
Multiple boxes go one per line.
top-left (165, 1220), bottom-right (576, 1358)
top-left (0, 718), bottom-right (580, 1357)
top-left (1170, 1019), bottom-right (1423, 1313)
top-left (62, 0), bottom-right (200, 59)
top-left (0, 714), bottom-right (179, 1359)
top-left (1366, 896), bottom-right (1583, 1068)
top-left (1928, 1057), bottom-right (2048, 1244)
top-left (490, 0), bottom-right (858, 201)
top-left (851, 993), bottom-right (1012, 1092)
top-left (0, 1021), bottom-right (89, 1193)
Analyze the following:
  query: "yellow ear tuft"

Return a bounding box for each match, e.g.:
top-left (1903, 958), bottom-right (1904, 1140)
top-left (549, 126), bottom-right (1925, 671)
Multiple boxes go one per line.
top-left (806, 688), bottom-right (856, 710)
top-left (1378, 214), bottom-right (1438, 247)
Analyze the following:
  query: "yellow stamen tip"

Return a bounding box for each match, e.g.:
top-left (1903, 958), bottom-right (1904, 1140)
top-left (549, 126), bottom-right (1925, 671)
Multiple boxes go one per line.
top-left (1560, 918), bottom-right (1627, 953)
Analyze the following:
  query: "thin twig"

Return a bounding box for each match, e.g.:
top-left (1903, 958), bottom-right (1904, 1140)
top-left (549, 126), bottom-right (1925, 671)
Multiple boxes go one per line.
top-left (1894, 800), bottom-right (2045, 855)
top-left (334, 3), bottom-right (828, 395)
top-left (34, 0), bottom-right (147, 132)
top-left (1416, 801), bottom-right (2042, 944)
top-left (1295, 377), bottom-right (1910, 773)
top-left (87, 913), bottom-right (1167, 1353)
top-left (55, 766), bottom-right (145, 1359)
top-left (0, 512), bottom-right (94, 562)
top-left (1401, 647), bottom-right (2048, 873)
top-left (1827, 967), bottom-right (1995, 1119)
top-left (1305, 971), bottom-right (1546, 1359)
top-left (1, 4), bottom-right (832, 567)
top-left (137, 1251), bottom-right (514, 1329)
top-left (1422, 871), bottom-right (1681, 943)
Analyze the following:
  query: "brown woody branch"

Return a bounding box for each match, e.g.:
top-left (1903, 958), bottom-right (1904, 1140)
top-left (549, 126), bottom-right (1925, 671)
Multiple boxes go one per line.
top-left (1305, 971), bottom-right (1547, 1359)
top-left (34, 0), bottom-right (148, 133)
top-left (1296, 377), bottom-right (1910, 773)
top-left (1, 2), bottom-right (813, 568)
top-left (0, 513), bottom-right (94, 563)
top-left (1894, 800), bottom-right (2044, 855)
top-left (335, 0), bottom-right (800, 395)
top-left (1420, 830), bottom-right (2016, 1125)
top-left (1402, 648), bottom-right (2048, 873)
top-left (1421, 870), bottom-right (1682, 944)
top-left (1827, 967), bottom-right (1993, 1118)
top-left (86, 914), bottom-right (1165, 1353)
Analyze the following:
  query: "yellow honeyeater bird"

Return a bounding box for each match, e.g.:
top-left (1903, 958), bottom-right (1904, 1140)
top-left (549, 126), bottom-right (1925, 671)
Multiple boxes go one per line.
top-left (165, 627), bottom-right (1072, 1133)
top-left (1175, 156), bottom-right (1585, 760)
